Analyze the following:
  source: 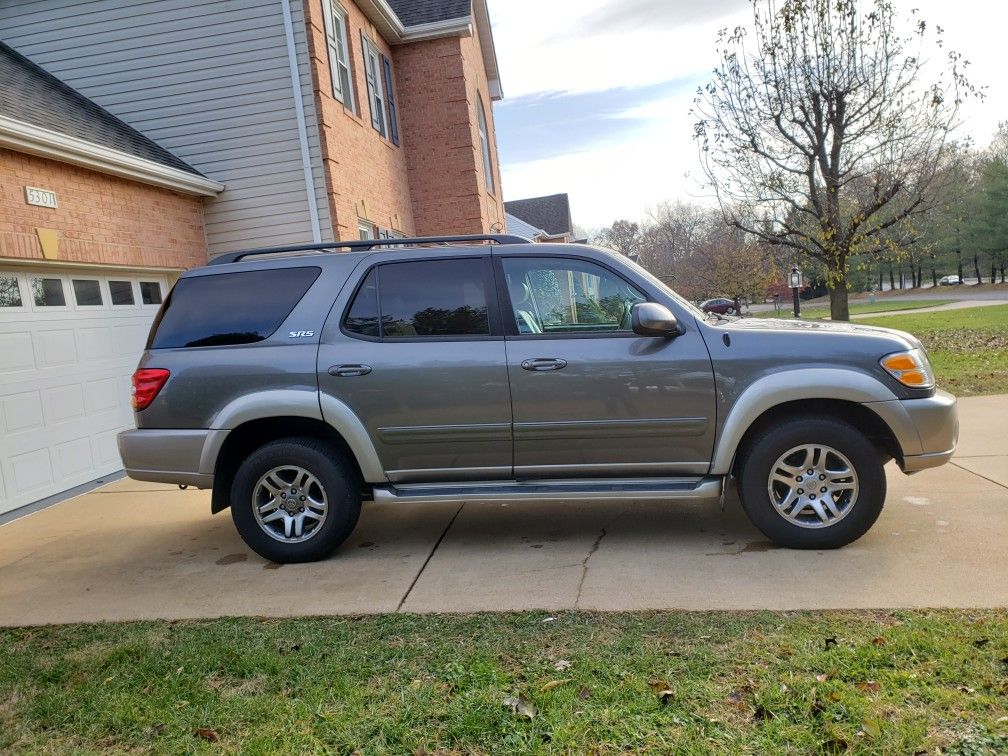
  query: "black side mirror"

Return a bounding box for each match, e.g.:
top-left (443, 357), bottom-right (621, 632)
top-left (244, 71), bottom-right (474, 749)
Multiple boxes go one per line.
top-left (631, 302), bottom-right (680, 337)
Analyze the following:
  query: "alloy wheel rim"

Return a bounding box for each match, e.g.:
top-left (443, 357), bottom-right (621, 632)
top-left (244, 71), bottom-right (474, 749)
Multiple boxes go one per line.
top-left (253, 465), bottom-right (328, 543)
top-left (766, 444), bottom-right (859, 529)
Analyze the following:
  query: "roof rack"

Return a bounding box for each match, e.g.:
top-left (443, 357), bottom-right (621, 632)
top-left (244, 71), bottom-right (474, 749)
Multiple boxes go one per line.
top-left (208, 234), bottom-right (531, 266)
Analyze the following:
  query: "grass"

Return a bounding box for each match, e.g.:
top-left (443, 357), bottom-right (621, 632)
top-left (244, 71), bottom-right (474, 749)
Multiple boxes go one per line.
top-left (858, 304), bottom-right (1008, 397)
top-left (2, 611), bottom-right (1007, 754)
top-left (765, 299), bottom-right (951, 319)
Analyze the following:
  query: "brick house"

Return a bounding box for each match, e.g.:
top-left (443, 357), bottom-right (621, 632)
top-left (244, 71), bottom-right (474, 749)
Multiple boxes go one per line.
top-left (0, 0), bottom-right (505, 514)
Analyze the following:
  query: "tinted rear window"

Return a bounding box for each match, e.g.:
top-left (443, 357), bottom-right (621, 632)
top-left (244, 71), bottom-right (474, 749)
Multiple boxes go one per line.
top-left (148, 267), bottom-right (321, 349)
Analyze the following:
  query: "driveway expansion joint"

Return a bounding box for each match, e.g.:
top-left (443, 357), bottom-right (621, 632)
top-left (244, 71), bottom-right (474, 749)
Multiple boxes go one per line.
top-left (950, 461), bottom-right (1008, 490)
top-left (396, 501), bottom-right (464, 612)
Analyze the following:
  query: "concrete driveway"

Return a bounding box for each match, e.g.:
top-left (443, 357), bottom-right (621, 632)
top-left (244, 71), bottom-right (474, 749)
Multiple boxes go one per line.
top-left (1, 395), bottom-right (1005, 625)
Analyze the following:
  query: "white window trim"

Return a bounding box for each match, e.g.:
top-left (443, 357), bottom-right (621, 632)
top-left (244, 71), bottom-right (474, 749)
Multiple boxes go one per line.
top-left (70, 276), bottom-right (106, 309)
top-left (322, 1), bottom-right (356, 111)
top-left (27, 274), bottom-right (70, 312)
top-left (361, 36), bottom-right (387, 138)
top-left (358, 219), bottom-right (377, 240)
top-left (476, 93), bottom-right (495, 195)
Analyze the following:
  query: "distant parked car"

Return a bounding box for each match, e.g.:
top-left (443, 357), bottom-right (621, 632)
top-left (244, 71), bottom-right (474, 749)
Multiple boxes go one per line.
top-left (938, 275), bottom-right (962, 286)
top-left (701, 297), bottom-right (739, 315)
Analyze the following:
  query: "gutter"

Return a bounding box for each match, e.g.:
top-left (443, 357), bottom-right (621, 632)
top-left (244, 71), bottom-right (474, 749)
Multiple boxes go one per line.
top-left (0, 115), bottom-right (224, 197)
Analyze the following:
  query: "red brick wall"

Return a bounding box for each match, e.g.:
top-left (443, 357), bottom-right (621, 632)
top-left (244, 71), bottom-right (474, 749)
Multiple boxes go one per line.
top-left (395, 23), bottom-right (504, 236)
top-left (303, 0), bottom-right (416, 240)
top-left (303, 0), bottom-right (506, 239)
top-left (0, 149), bottom-right (206, 269)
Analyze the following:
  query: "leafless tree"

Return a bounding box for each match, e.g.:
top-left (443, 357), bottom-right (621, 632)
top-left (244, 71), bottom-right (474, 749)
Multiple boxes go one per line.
top-left (593, 219), bottom-right (643, 258)
top-left (693, 0), bottom-right (979, 319)
top-left (637, 201), bottom-right (714, 282)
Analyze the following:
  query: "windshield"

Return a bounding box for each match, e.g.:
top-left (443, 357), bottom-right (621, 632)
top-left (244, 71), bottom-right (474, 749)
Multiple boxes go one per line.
top-left (617, 256), bottom-right (707, 319)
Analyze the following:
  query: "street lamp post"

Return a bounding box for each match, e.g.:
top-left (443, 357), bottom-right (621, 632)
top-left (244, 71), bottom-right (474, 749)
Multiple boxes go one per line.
top-left (789, 267), bottom-right (803, 318)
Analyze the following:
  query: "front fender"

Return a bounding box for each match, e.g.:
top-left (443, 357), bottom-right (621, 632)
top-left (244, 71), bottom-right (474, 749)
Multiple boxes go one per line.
top-left (709, 368), bottom-right (901, 475)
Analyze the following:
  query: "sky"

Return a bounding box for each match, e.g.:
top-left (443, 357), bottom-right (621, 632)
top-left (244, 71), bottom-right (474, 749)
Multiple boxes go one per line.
top-left (487, 0), bottom-right (1008, 232)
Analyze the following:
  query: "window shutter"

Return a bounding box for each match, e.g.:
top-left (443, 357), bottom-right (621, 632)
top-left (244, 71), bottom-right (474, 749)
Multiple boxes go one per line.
top-left (382, 55), bottom-right (399, 146)
top-left (361, 31), bottom-right (381, 132)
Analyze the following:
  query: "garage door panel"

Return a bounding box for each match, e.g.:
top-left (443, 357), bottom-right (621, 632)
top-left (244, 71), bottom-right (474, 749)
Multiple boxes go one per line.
top-left (42, 384), bottom-right (86, 425)
top-left (84, 378), bottom-right (119, 414)
top-left (10, 448), bottom-right (54, 496)
top-left (35, 328), bottom-right (79, 367)
top-left (55, 437), bottom-right (95, 478)
top-left (0, 332), bottom-right (35, 373)
top-left (0, 268), bottom-right (170, 515)
top-left (78, 326), bottom-right (114, 360)
top-left (2, 390), bottom-right (44, 432)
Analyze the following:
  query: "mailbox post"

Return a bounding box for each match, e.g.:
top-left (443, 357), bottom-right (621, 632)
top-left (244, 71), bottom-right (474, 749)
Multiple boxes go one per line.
top-left (789, 267), bottom-right (803, 318)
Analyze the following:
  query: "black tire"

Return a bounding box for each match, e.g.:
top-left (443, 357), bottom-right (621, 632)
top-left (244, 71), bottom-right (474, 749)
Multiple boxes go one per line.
top-left (737, 417), bottom-right (886, 549)
top-left (230, 437), bottom-right (361, 563)
top-left (725, 306), bottom-right (735, 315)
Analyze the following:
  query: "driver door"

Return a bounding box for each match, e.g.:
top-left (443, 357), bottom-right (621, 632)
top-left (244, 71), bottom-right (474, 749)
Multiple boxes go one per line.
top-left (496, 254), bottom-right (716, 478)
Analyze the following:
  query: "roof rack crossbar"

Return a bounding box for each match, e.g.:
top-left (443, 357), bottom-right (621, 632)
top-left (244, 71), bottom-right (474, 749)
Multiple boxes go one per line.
top-left (208, 234), bottom-right (531, 265)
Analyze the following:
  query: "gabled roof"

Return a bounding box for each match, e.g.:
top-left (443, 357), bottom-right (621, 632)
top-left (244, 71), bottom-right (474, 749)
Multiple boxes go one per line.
top-left (386, 0), bottom-right (472, 26)
top-left (0, 42), bottom-right (201, 177)
top-left (504, 194), bottom-right (574, 237)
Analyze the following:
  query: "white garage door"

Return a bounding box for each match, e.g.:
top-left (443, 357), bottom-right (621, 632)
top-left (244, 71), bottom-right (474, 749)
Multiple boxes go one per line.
top-left (0, 267), bottom-right (171, 515)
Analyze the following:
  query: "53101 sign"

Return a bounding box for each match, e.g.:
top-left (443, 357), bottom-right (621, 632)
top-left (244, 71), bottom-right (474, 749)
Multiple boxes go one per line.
top-left (25, 186), bottom-right (58, 209)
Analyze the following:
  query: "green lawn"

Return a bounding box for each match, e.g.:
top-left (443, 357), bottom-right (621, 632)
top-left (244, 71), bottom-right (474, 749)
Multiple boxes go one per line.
top-left (858, 304), bottom-right (1008, 396)
top-left (766, 299), bottom-right (951, 319)
top-left (2, 611), bottom-right (1007, 754)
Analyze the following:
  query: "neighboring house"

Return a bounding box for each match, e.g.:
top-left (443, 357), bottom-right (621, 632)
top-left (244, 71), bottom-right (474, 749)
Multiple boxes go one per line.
top-left (505, 193), bottom-right (575, 243)
top-left (0, 0), bottom-right (505, 515)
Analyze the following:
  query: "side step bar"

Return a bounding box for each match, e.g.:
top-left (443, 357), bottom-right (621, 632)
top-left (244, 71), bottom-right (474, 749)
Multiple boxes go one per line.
top-left (371, 477), bottom-right (722, 505)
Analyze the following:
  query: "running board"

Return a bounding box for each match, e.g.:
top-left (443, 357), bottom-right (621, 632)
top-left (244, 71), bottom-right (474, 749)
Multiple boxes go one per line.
top-left (371, 476), bottom-right (722, 505)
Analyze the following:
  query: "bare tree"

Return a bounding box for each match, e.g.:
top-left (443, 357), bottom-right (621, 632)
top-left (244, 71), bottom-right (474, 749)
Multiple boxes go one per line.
top-left (593, 219), bottom-right (643, 258)
top-left (693, 0), bottom-right (979, 319)
top-left (637, 201), bottom-right (714, 282)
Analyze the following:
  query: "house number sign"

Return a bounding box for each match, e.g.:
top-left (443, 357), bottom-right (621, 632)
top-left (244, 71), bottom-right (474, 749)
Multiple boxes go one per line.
top-left (25, 186), bottom-right (58, 208)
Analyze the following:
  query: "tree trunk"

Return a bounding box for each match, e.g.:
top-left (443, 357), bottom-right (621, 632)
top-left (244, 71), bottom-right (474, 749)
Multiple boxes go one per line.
top-left (993, 262), bottom-right (998, 284)
top-left (956, 249), bottom-right (963, 281)
top-left (888, 265), bottom-right (895, 291)
top-left (878, 266), bottom-right (884, 292)
top-left (974, 254), bottom-right (983, 284)
top-left (931, 263), bottom-right (938, 288)
top-left (828, 281), bottom-right (850, 321)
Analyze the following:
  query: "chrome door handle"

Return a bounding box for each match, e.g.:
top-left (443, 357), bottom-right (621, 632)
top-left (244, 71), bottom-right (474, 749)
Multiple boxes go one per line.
top-left (329, 364), bottom-right (372, 377)
top-left (521, 358), bottom-right (567, 372)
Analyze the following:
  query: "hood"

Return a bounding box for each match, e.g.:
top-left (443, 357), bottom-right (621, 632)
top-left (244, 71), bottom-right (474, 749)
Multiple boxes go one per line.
top-left (716, 317), bottom-right (923, 350)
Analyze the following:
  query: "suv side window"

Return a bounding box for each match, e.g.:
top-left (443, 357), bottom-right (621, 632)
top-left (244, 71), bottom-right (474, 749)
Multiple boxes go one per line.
top-left (149, 267), bottom-right (321, 349)
top-left (501, 257), bottom-right (646, 335)
top-left (343, 258), bottom-right (490, 339)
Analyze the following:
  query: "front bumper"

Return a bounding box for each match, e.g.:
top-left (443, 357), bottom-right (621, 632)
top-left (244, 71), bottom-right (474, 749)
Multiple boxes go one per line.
top-left (867, 389), bottom-right (957, 474)
top-left (117, 429), bottom-right (217, 489)
top-left (898, 389), bottom-right (958, 472)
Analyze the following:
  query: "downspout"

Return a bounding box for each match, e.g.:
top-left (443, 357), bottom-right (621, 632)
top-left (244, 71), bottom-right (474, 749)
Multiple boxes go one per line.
top-left (280, 0), bottom-right (322, 242)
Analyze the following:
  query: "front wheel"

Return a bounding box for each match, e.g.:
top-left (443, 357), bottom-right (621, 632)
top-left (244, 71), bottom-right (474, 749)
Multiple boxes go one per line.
top-left (737, 417), bottom-right (886, 549)
top-left (230, 437), bottom-right (361, 563)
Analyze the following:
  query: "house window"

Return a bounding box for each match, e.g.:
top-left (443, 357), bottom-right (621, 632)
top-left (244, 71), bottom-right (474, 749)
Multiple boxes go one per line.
top-left (322, 1), bottom-right (355, 110)
top-left (358, 219), bottom-right (377, 240)
top-left (476, 93), bottom-right (495, 195)
top-left (361, 34), bottom-right (387, 138)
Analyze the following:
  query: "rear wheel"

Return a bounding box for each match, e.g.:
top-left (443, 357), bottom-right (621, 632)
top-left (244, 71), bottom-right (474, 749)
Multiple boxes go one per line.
top-left (230, 437), bottom-right (361, 563)
top-left (737, 417), bottom-right (886, 549)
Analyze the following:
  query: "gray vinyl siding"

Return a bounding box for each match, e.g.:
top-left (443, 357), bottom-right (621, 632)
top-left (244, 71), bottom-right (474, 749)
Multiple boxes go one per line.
top-left (0, 0), bottom-right (334, 257)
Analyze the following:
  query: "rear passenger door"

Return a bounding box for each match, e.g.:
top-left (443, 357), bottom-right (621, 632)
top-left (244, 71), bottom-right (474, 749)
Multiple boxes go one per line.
top-left (318, 254), bottom-right (512, 483)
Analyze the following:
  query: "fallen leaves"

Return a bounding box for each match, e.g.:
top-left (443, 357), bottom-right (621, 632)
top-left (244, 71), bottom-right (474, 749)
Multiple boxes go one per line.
top-left (647, 678), bottom-right (674, 706)
top-left (553, 659), bottom-right (572, 672)
top-left (502, 695), bottom-right (537, 720)
top-left (856, 681), bottom-right (881, 693)
top-left (194, 728), bottom-right (219, 742)
top-left (540, 678), bottom-right (571, 693)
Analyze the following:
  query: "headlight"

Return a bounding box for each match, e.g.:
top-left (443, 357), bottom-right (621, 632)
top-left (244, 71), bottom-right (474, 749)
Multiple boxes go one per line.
top-left (880, 348), bottom-right (935, 389)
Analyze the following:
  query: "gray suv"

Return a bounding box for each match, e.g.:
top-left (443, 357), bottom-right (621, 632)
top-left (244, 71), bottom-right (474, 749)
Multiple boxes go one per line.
top-left (118, 235), bottom-right (958, 563)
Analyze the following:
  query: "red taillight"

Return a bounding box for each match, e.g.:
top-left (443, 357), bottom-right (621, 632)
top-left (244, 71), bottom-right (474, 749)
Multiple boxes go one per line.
top-left (131, 369), bottom-right (170, 410)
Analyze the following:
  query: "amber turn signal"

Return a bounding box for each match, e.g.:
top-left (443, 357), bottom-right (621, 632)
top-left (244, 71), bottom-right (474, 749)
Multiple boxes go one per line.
top-left (880, 350), bottom-right (934, 389)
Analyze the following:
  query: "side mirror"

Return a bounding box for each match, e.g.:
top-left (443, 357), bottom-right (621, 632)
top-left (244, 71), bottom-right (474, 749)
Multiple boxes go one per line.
top-left (631, 302), bottom-right (680, 337)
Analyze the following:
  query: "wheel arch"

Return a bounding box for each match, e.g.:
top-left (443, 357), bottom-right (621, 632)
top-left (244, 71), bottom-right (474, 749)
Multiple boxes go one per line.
top-left (709, 369), bottom-right (907, 476)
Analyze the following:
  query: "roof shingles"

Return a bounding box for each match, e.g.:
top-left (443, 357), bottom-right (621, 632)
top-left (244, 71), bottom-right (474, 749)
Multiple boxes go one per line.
top-left (0, 42), bottom-right (202, 177)
top-left (386, 0), bottom-right (472, 26)
top-left (504, 193), bottom-right (573, 236)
